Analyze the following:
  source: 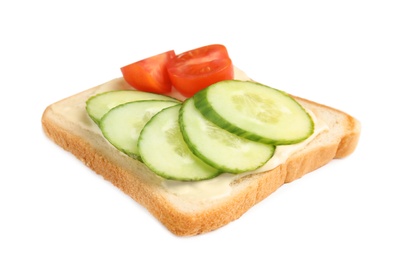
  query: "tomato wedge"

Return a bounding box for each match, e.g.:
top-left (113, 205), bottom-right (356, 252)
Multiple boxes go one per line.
top-left (167, 44), bottom-right (234, 97)
top-left (121, 50), bottom-right (175, 94)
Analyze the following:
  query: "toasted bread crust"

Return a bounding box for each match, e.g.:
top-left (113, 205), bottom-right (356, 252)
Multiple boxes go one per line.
top-left (42, 79), bottom-right (360, 236)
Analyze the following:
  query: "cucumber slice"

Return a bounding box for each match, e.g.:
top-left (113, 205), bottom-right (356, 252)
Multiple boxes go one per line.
top-left (180, 98), bottom-right (275, 173)
top-left (100, 100), bottom-right (179, 159)
top-left (86, 90), bottom-right (179, 124)
top-left (194, 80), bottom-right (314, 145)
top-left (138, 105), bottom-right (220, 181)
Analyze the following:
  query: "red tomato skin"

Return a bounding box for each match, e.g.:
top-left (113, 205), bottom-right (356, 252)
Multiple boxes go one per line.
top-left (121, 50), bottom-right (175, 94)
top-left (170, 44), bottom-right (230, 66)
top-left (166, 44), bottom-right (234, 97)
top-left (168, 59), bottom-right (234, 97)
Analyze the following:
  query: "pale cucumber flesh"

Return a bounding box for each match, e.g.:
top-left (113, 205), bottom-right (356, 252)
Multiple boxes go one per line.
top-left (100, 100), bottom-right (179, 159)
top-left (86, 90), bottom-right (179, 124)
top-left (193, 80), bottom-right (314, 145)
top-left (138, 105), bottom-right (220, 181)
top-left (179, 98), bottom-right (275, 173)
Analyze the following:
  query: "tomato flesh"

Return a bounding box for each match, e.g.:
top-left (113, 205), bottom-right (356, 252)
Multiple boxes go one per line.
top-left (121, 50), bottom-right (175, 94)
top-left (167, 44), bottom-right (234, 97)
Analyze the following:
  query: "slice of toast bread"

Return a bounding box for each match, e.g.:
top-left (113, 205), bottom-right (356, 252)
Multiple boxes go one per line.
top-left (41, 68), bottom-right (360, 236)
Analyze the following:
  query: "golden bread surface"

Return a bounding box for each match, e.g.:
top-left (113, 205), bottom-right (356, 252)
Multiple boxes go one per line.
top-left (41, 68), bottom-right (360, 236)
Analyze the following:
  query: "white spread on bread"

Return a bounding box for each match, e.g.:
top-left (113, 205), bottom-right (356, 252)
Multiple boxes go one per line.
top-left (52, 67), bottom-right (328, 201)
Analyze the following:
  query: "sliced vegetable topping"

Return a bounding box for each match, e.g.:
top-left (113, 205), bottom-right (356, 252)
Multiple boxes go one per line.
top-left (193, 80), bottom-right (314, 145)
top-left (86, 90), bottom-right (179, 124)
top-left (86, 44), bottom-right (315, 181)
top-left (138, 105), bottom-right (220, 181)
top-left (167, 44), bottom-right (234, 97)
top-left (120, 44), bottom-right (234, 97)
top-left (100, 100), bottom-right (179, 159)
top-left (179, 98), bottom-right (275, 173)
top-left (121, 50), bottom-right (175, 94)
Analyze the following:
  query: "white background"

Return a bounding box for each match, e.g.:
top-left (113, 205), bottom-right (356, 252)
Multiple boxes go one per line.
top-left (1, 1), bottom-right (392, 259)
